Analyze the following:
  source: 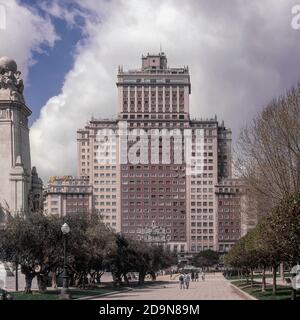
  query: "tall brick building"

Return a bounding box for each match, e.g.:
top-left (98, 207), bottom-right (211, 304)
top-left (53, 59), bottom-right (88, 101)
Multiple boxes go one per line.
top-left (77, 52), bottom-right (232, 253)
top-left (215, 178), bottom-right (244, 252)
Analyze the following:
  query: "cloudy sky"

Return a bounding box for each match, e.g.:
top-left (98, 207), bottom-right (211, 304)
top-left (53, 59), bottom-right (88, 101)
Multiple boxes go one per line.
top-left (1, 0), bottom-right (300, 181)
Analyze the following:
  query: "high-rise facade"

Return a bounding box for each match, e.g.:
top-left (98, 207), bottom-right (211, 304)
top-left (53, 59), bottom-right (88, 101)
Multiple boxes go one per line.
top-left (117, 52), bottom-right (190, 252)
top-left (77, 52), bottom-right (232, 253)
top-left (188, 119), bottom-right (219, 252)
top-left (77, 119), bottom-right (121, 232)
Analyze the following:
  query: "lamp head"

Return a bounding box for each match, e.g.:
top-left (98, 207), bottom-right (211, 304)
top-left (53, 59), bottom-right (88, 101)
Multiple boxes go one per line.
top-left (61, 223), bottom-right (70, 235)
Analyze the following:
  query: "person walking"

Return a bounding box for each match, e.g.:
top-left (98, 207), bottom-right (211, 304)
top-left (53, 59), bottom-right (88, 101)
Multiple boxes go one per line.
top-left (179, 273), bottom-right (185, 289)
top-left (185, 273), bottom-right (191, 289)
top-left (191, 271), bottom-right (195, 282)
top-left (201, 271), bottom-right (205, 281)
top-left (183, 273), bottom-right (187, 289)
top-left (195, 272), bottom-right (199, 282)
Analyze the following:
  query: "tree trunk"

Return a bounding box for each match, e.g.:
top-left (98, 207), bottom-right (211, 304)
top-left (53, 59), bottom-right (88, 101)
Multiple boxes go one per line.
top-left (280, 263), bottom-right (285, 282)
top-left (112, 272), bottom-right (122, 286)
top-left (83, 273), bottom-right (87, 289)
top-left (96, 271), bottom-right (104, 284)
top-left (250, 269), bottom-right (254, 288)
top-left (15, 262), bottom-right (19, 292)
top-left (138, 271), bottom-right (146, 285)
top-left (246, 269), bottom-right (249, 284)
top-left (69, 273), bottom-right (75, 287)
top-left (291, 288), bottom-right (297, 300)
top-left (262, 266), bottom-right (266, 292)
top-left (149, 271), bottom-right (156, 281)
top-left (37, 274), bottom-right (47, 292)
top-left (290, 260), bottom-right (297, 300)
top-left (80, 273), bottom-right (86, 288)
top-left (272, 266), bottom-right (277, 295)
top-left (24, 273), bottom-right (34, 294)
top-left (52, 272), bottom-right (57, 289)
top-left (74, 274), bottom-right (80, 287)
top-left (123, 274), bottom-right (129, 285)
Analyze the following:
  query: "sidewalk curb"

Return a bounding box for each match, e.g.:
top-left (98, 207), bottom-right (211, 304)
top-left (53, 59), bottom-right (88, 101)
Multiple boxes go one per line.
top-left (77, 287), bottom-right (134, 300)
top-left (229, 283), bottom-right (257, 300)
top-left (76, 282), bottom-right (168, 300)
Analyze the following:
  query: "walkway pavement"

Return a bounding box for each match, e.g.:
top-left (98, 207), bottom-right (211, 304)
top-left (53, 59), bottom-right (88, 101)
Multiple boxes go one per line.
top-left (93, 273), bottom-right (251, 300)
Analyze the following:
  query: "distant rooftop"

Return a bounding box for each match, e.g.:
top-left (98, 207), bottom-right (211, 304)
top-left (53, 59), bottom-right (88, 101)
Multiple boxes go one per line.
top-left (118, 52), bottom-right (189, 75)
top-left (47, 176), bottom-right (89, 184)
top-left (142, 52), bottom-right (168, 71)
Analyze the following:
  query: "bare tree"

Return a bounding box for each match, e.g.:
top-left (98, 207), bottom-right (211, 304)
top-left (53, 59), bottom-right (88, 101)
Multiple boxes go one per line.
top-left (235, 82), bottom-right (300, 220)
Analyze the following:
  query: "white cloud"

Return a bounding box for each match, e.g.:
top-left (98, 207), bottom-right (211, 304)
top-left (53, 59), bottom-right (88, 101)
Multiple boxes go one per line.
top-left (30, 0), bottom-right (300, 181)
top-left (0, 0), bottom-right (58, 79)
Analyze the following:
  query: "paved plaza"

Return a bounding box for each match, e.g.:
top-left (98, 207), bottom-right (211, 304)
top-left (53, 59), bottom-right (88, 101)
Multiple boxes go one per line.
top-left (3, 271), bottom-right (254, 300)
top-left (94, 273), bottom-right (252, 300)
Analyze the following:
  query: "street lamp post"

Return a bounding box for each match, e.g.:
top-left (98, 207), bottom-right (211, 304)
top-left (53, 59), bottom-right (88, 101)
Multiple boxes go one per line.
top-left (60, 223), bottom-right (71, 300)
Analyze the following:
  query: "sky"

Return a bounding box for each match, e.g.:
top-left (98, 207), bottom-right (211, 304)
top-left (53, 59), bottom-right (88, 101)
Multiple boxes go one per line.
top-left (0, 0), bottom-right (300, 181)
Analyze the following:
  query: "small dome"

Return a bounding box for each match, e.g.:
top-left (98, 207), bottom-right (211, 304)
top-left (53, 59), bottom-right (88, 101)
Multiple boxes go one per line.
top-left (0, 56), bottom-right (18, 72)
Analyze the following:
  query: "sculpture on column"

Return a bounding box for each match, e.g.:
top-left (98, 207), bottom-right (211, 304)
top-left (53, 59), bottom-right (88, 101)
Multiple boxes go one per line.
top-left (0, 56), bottom-right (43, 219)
top-left (0, 56), bottom-right (25, 103)
top-left (29, 167), bottom-right (43, 213)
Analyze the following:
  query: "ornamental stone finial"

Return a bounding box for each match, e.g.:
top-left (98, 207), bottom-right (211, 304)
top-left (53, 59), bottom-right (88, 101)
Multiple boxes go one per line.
top-left (0, 57), bottom-right (25, 103)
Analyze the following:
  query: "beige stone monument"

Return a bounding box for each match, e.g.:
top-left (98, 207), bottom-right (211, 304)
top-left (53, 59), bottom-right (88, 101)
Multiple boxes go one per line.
top-left (0, 56), bottom-right (43, 219)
